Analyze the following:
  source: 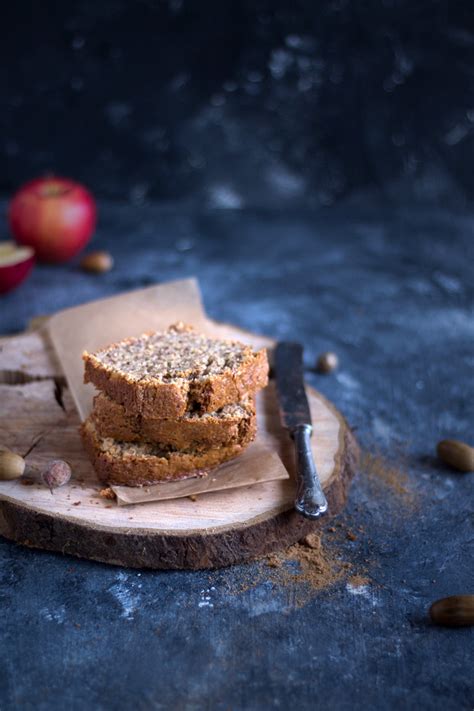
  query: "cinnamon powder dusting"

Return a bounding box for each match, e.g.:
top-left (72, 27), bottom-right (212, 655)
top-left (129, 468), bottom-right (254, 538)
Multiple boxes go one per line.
top-left (347, 574), bottom-right (370, 588)
top-left (224, 448), bottom-right (416, 606)
top-left (227, 529), bottom-right (368, 607)
top-left (264, 532), bottom-right (351, 596)
top-left (360, 450), bottom-right (416, 505)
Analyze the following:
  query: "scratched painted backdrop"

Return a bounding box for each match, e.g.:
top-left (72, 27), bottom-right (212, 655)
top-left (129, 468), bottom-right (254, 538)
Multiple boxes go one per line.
top-left (0, 1), bottom-right (473, 710)
top-left (1, 0), bottom-right (473, 205)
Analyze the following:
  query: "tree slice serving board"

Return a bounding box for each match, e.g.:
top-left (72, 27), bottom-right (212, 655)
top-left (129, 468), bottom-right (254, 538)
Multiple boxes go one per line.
top-left (0, 325), bottom-right (358, 570)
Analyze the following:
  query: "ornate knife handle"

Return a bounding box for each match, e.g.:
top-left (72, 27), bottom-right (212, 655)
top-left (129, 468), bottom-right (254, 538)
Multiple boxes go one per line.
top-left (293, 424), bottom-right (328, 519)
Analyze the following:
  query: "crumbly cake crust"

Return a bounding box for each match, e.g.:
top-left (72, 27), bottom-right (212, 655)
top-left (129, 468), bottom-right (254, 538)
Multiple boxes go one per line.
top-left (83, 323), bottom-right (268, 418)
top-left (91, 392), bottom-right (257, 449)
top-left (81, 418), bottom-right (250, 486)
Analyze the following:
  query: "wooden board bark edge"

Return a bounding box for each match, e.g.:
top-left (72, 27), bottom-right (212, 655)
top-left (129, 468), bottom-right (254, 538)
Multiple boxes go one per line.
top-left (0, 326), bottom-right (359, 570)
top-left (0, 425), bottom-right (357, 569)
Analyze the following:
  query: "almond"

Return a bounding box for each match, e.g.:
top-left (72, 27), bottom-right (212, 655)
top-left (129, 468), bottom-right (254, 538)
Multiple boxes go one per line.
top-left (430, 595), bottom-right (474, 627)
top-left (437, 439), bottom-right (473, 473)
top-left (80, 250), bottom-right (113, 274)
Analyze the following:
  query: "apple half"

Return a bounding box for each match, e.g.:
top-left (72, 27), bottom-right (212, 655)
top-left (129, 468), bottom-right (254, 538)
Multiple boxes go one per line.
top-left (0, 242), bottom-right (35, 294)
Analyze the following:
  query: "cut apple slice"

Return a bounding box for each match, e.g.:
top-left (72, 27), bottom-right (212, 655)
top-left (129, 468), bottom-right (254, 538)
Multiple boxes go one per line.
top-left (0, 242), bottom-right (35, 294)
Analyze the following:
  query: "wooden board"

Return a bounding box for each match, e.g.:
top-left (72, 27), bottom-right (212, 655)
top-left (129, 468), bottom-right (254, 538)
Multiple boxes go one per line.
top-left (0, 326), bottom-right (358, 569)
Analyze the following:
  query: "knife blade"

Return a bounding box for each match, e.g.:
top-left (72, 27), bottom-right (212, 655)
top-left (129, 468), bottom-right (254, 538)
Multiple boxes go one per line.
top-left (274, 341), bottom-right (328, 519)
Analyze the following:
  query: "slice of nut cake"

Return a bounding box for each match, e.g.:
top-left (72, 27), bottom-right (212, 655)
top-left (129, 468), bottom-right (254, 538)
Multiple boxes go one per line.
top-left (91, 392), bottom-right (257, 450)
top-left (81, 418), bottom-right (250, 486)
top-left (83, 323), bottom-right (268, 418)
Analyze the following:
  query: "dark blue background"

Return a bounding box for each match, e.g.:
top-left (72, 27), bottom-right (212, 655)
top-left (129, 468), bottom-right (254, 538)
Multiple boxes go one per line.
top-left (0, 2), bottom-right (473, 710)
top-left (1, 0), bottom-right (473, 205)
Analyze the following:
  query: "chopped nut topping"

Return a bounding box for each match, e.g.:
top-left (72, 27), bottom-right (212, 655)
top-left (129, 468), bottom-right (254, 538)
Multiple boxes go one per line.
top-left (91, 324), bottom-right (251, 384)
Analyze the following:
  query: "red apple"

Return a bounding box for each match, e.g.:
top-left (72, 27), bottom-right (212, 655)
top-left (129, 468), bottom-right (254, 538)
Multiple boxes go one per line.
top-left (0, 242), bottom-right (35, 294)
top-left (8, 177), bottom-right (96, 263)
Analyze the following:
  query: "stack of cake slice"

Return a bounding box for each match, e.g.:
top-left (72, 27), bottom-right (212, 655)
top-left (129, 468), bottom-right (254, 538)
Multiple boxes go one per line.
top-left (81, 323), bottom-right (269, 486)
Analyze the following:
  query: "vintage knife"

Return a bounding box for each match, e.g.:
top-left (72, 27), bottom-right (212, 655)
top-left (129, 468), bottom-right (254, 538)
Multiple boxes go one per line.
top-left (274, 341), bottom-right (328, 519)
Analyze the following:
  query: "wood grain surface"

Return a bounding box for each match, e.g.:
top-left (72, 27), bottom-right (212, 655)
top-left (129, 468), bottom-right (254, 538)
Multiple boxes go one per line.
top-left (0, 325), bottom-right (358, 569)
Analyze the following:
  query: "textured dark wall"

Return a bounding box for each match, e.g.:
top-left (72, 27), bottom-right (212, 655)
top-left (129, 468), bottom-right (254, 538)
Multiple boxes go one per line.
top-left (1, 4), bottom-right (473, 708)
top-left (1, 202), bottom-right (473, 710)
top-left (1, 0), bottom-right (473, 205)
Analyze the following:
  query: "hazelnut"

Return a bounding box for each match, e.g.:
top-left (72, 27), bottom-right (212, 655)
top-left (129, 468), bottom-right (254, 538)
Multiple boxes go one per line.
top-left (437, 439), bottom-right (473, 473)
top-left (316, 351), bottom-right (339, 374)
top-left (41, 459), bottom-right (72, 493)
top-left (80, 250), bottom-right (113, 274)
top-left (0, 451), bottom-right (25, 480)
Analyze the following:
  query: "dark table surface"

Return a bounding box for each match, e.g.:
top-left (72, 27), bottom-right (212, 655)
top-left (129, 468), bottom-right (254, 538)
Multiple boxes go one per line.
top-left (0, 197), bottom-right (473, 710)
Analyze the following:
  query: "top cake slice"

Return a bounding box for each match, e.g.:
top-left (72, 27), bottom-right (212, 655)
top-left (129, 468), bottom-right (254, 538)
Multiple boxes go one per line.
top-left (83, 322), bottom-right (269, 418)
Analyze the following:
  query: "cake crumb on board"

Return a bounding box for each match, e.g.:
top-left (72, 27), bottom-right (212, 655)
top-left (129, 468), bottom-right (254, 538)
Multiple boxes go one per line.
top-left (99, 487), bottom-right (116, 500)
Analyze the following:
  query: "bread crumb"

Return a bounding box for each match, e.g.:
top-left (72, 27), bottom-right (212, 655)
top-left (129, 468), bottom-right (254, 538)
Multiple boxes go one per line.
top-left (99, 487), bottom-right (116, 500)
top-left (301, 533), bottom-right (321, 550)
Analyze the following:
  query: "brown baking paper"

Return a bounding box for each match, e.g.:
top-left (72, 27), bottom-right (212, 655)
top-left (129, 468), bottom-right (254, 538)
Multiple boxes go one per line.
top-left (47, 278), bottom-right (288, 505)
top-left (113, 442), bottom-right (288, 506)
top-left (48, 278), bottom-right (208, 420)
